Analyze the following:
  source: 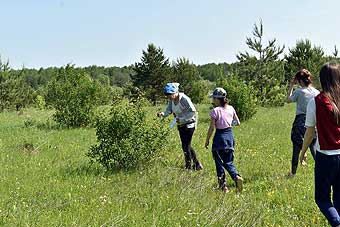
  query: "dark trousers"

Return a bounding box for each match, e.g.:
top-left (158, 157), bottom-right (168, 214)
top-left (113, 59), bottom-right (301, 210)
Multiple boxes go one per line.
top-left (291, 114), bottom-right (316, 174)
top-left (178, 126), bottom-right (199, 168)
top-left (315, 152), bottom-right (340, 227)
top-left (212, 149), bottom-right (239, 180)
top-left (291, 142), bottom-right (316, 174)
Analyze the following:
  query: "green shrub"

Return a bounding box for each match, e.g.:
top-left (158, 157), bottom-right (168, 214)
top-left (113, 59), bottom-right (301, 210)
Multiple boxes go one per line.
top-left (123, 85), bottom-right (145, 102)
top-left (35, 95), bottom-right (46, 110)
top-left (45, 64), bottom-right (100, 127)
top-left (23, 117), bottom-right (36, 128)
top-left (216, 77), bottom-right (258, 121)
top-left (261, 85), bottom-right (286, 107)
top-left (87, 98), bottom-right (169, 169)
top-left (0, 73), bottom-right (34, 111)
top-left (94, 83), bottom-right (124, 106)
top-left (189, 80), bottom-right (213, 104)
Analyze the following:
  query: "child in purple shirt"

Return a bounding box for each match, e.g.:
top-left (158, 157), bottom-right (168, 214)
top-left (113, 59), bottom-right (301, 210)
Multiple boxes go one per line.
top-left (210, 105), bottom-right (238, 129)
top-left (205, 87), bottom-right (243, 193)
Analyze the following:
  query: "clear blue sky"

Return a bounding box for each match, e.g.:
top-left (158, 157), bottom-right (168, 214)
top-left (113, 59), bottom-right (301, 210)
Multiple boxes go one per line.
top-left (1, 0), bottom-right (339, 69)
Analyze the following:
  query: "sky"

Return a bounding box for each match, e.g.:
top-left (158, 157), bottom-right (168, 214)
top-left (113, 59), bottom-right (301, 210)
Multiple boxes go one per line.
top-left (0, 0), bottom-right (339, 69)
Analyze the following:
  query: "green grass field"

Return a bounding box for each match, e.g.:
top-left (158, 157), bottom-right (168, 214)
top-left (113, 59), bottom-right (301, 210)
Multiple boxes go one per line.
top-left (0, 104), bottom-right (329, 226)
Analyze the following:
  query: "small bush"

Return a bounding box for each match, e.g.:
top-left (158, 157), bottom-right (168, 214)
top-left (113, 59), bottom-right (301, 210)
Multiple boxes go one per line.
top-left (46, 64), bottom-right (100, 127)
top-left (261, 85), bottom-right (286, 107)
top-left (35, 95), bottom-right (46, 110)
top-left (216, 77), bottom-right (258, 121)
top-left (24, 117), bottom-right (36, 128)
top-left (123, 85), bottom-right (145, 102)
top-left (189, 80), bottom-right (213, 104)
top-left (87, 98), bottom-right (169, 169)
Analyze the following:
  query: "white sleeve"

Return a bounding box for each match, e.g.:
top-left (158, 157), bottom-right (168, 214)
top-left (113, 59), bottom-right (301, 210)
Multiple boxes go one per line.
top-left (162, 101), bottom-right (172, 117)
top-left (305, 99), bottom-right (316, 127)
top-left (181, 94), bottom-right (196, 112)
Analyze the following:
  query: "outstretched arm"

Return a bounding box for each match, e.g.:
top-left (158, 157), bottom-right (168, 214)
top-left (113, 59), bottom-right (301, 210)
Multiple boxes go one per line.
top-left (158, 101), bottom-right (172, 117)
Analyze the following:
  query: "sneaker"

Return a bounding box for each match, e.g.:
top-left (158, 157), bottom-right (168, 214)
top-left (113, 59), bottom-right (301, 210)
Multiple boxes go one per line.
top-left (235, 175), bottom-right (243, 193)
top-left (287, 172), bottom-right (295, 178)
top-left (219, 177), bottom-right (229, 193)
top-left (221, 185), bottom-right (230, 193)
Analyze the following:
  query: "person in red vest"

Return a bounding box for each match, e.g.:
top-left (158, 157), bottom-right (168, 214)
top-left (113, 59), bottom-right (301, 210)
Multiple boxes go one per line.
top-left (300, 62), bottom-right (340, 227)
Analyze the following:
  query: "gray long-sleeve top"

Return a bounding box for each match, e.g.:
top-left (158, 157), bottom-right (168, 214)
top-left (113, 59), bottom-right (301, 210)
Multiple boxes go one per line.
top-left (162, 93), bottom-right (197, 126)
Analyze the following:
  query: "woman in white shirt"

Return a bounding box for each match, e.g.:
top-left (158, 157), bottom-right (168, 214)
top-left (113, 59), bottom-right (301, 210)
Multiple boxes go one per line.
top-left (300, 63), bottom-right (340, 227)
top-left (158, 83), bottom-right (203, 170)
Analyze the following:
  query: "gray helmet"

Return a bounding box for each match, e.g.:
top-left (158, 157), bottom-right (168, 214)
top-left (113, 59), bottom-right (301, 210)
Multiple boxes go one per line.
top-left (209, 87), bottom-right (227, 98)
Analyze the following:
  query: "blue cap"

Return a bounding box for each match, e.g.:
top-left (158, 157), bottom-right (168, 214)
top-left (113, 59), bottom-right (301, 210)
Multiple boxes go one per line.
top-left (163, 83), bottom-right (180, 94)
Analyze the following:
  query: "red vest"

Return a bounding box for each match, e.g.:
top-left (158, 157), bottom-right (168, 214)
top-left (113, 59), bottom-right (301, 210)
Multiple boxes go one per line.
top-left (315, 92), bottom-right (340, 150)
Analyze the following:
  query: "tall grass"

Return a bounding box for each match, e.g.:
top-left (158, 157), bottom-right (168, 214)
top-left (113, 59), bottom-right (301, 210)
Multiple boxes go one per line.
top-left (0, 105), bottom-right (328, 226)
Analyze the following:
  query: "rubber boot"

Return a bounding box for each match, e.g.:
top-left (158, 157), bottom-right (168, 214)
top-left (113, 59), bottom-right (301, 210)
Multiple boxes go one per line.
top-left (193, 160), bottom-right (203, 170)
top-left (184, 153), bottom-right (192, 170)
top-left (218, 174), bottom-right (228, 192)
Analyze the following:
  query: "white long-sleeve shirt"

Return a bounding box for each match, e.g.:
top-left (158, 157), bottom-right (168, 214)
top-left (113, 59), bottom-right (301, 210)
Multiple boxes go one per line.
top-left (162, 93), bottom-right (196, 126)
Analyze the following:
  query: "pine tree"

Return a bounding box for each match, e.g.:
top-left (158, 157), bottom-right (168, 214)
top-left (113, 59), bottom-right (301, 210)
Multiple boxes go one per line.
top-left (0, 58), bottom-right (34, 111)
top-left (284, 39), bottom-right (324, 88)
top-left (236, 20), bottom-right (286, 106)
top-left (173, 57), bottom-right (201, 95)
top-left (132, 44), bottom-right (172, 104)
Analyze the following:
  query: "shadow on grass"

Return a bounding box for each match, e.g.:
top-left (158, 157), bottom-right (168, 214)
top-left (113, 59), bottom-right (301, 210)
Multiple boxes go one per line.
top-left (58, 155), bottom-right (214, 179)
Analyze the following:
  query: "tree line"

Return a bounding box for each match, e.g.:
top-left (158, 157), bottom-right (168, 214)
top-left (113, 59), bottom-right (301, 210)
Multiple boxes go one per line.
top-left (1, 20), bottom-right (339, 126)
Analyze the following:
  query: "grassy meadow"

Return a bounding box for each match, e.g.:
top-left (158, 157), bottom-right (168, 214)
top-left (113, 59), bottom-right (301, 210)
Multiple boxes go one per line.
top-left (0, 104), bottom-right (329, 226)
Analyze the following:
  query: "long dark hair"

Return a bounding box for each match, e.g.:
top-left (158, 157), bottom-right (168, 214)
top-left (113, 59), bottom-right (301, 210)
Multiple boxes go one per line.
top-left (319, 62), bottom-right (340, 124)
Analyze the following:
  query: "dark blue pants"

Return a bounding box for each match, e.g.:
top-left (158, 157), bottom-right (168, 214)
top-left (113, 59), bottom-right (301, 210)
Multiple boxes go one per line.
top-left (291, 114), bottom-right (316, 174)
top-left (212, 149), bottom-right (238, 180)
top-left (291, 142), bottom-right (316, 174)
top-left (315, 152), bottom-right (340, 227)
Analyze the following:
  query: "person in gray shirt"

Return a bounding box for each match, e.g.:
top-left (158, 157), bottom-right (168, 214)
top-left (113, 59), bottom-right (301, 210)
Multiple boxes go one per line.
top-left (287, 69), bottom-right (320, 176)
top-left (158, 83), bottom-right (203, 170)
